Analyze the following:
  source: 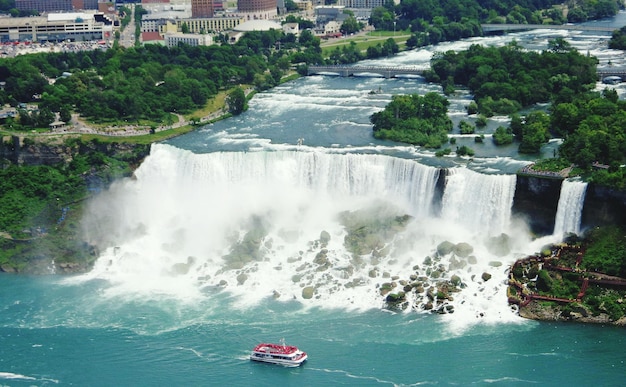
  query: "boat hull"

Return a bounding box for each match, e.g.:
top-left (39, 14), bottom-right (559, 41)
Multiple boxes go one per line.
top-left (249, 354), bottom-right (307, 367)
top-left (249, 342), bottom-right (308, 367)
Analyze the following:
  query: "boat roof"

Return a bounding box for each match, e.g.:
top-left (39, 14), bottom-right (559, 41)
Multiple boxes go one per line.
top-left (252, 343), bottom-right (300, 354)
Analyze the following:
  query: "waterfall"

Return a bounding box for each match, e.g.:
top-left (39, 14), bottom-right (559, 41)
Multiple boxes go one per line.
top-left (553, 179), bottom-right (588, 236)
top-left (440, 168), bottom-right (517, 236)
top-left (78, 145), bottom-right (524, 319)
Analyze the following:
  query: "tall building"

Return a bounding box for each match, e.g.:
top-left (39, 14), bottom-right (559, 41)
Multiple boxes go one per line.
top-left (191, 0), bottom-right (214, 18)
top-left (237, 0), bottom-right (277, 20)
top-left (17, 0), bottom-right (100, 12)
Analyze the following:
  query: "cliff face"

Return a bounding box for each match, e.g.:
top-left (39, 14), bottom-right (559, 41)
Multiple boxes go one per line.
top-left (512, 175), bottom-right (562, 235)
top-left (1, 136), bottom-right (149, 168)
top-left (581, 184), bottom-right (626, 229)
top-left (511, 175), bottom-right (626, 235)
top-left (0, 136), bottom-right (71, 166)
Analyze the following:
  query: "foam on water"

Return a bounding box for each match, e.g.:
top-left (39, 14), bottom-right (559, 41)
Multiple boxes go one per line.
top-left (72, 145), bottom-right (558, 332)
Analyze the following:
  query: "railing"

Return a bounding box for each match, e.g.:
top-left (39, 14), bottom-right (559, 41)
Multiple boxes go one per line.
top-left (307, 65), bottom-right (423, 78)
top-left (481, 24), bottom-right (617, 33)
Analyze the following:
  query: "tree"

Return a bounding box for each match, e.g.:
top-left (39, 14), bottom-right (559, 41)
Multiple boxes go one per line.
top-left (59, 105), bottom-right (72, 123)
top-left (340, 16), bottom-right (363, 35)
top-left (493, 126), bottom-right (514, 145)
top-left (284, 0), bottom-right (299, 11)
top-left (226, 87), bottom-right (247, 115)
top-left (518, 111), bottom-right (550, 154)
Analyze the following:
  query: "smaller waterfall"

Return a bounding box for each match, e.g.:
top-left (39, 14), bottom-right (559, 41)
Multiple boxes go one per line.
top-left (440, 168), bottom-right (517, 236)
top-left (553, 179), bottom-right (588, 236)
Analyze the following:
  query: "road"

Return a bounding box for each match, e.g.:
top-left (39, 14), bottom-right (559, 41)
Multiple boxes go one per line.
top-left (119, 4), bottom-right (136, 48)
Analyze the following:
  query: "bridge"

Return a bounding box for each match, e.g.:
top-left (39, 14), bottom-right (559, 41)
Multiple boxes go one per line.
top-left (481, 23), bottom-right (617, 34)
top-left (597, 68), bottom-right (626, 82)
top-left (307, 65), bottom-right (423, 78)
top-left (307, 65), bottom-right (626, 83)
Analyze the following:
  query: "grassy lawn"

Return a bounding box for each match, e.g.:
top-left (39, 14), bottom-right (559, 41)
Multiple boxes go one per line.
top-left (321, 31), bottom-right (411, 56)
top-left (76, 125), bottom-right (197, 144)
top-left (184, 91), bottom-right (228, 121)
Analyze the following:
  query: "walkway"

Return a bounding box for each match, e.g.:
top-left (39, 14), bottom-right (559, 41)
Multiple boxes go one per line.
top-left (481, 23), bottom-right (617, 34)
top-left (508, 245), bottom-right (626, 307)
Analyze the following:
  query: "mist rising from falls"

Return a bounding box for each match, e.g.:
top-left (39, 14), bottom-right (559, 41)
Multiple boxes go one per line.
top-left (78, 144), bottom-right (530, 328)
top-left (553, 179), bottom-right (588, 236)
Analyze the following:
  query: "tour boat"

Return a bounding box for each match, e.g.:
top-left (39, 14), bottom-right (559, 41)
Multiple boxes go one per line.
top-left (249, 340), bottom-right (308, 367)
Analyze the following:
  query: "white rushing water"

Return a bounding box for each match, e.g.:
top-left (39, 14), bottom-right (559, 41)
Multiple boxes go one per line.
top-left (553, 179), bottom-right (588, 236)
top-left (74, 13), bottom-right (626, 332)
top-left (74, 144), bottom-right (540, 331)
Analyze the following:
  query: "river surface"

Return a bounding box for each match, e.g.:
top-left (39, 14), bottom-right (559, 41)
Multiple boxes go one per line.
top-left (2, 13), bottom-right (626, 386)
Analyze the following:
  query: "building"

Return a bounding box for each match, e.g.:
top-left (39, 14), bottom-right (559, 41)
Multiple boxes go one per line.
top-left (160, 17), bottom-right (244, 34)
top-left (237, 0), bottom-right (277, 20)
top-left (335, 0), bottom-right (386, 8)
top-left (16, 0), bottom-right (72, 12)
top-left (0, 12), bottom-right (113, 43)
top-left (163, 32), bottom-right (213, 47)
top-left (191, 0), bottom-right (214, 18)
top-left (334, 0), bottom-right (387, 18)
top-left (16, 0), bottom-right (100, 12)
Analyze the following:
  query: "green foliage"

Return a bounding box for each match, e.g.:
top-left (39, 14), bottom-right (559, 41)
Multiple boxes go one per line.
top-left (492, 126), bottom-right (514, 145)
top-left (532, 157), bottom-right (571, 172)
top-left (581, 226), bottom-right (626, 277)
top-left (466, 101), bottom-right (479, 115)
top-left (458, 120), bottom-right (475, 134)
top-left (370, 92), bottom-right (452, 148)
top-left (435, 148), bottom-right (451, 157)
top-left (226, 87), bottom-right (247, 115)
top-left (0, 139), bottom-right (147, 239)
top-left (475, 115), bottom-right (487, 127)
top-left (456, 145), bottom-right (474, 156)
top-left (536, 269), bottom-right (553, 292)
top-left (427, 43), bottom-right (597, 116)
top-left (609, 25), bottom-right (626, 50)
top-left (517, 111), bottom-right (551, 154)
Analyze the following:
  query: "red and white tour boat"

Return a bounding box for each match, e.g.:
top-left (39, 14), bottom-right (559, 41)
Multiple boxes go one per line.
top-left (249, 340), bottom-right (308, 367)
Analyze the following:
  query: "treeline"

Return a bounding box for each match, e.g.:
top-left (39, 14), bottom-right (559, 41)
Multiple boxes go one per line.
top-left (0, 30), bottom-right (324, 128)
top-left (371, 0), bottom-right (622, 47)
top-left (425, 38), bottom-right (598, 113)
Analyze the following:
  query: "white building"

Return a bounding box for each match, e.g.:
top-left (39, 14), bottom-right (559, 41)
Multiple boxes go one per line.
top-left (164, 32), bottom-right (214, 47)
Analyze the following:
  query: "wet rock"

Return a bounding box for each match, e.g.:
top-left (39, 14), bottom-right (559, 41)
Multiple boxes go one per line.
top-left (302, 286), bottom-right (315, 299)
top-left (237, 273), bottom-right (248, 285)
top-left (453, 242), bottom-right (473, 257)
top-left (481, 272), bottom-right (492, 281)
top-left (437, 241), bottom-right (455, 256)
top-left (486, 233), bottom-right (512, 256)
top-left (320, 230), bottom-right (331, 246)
